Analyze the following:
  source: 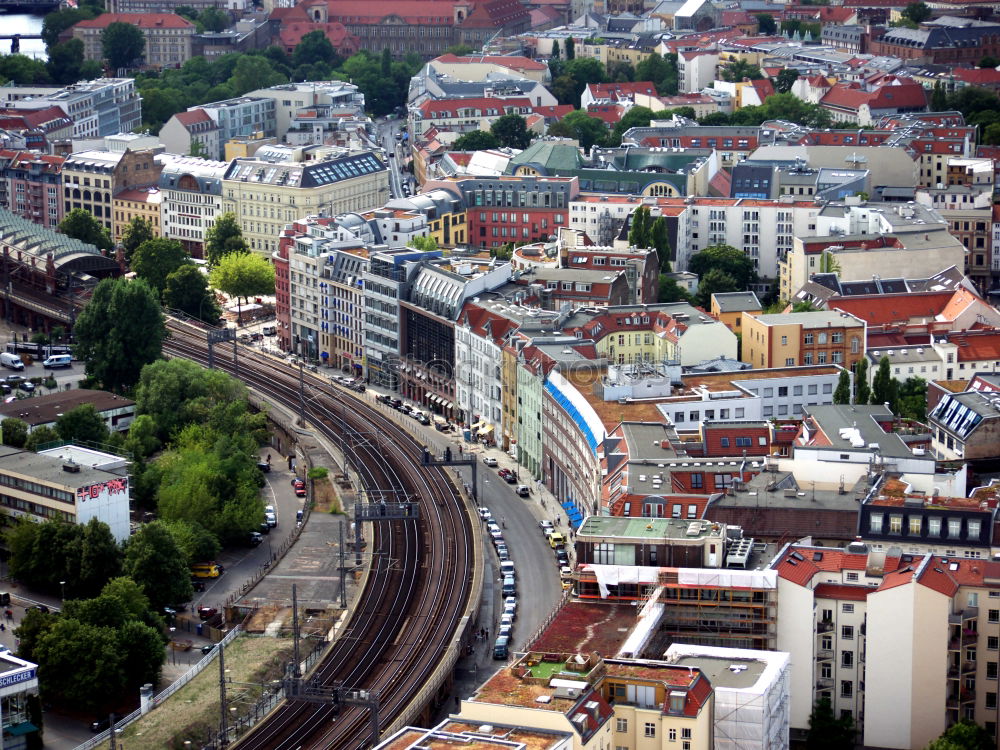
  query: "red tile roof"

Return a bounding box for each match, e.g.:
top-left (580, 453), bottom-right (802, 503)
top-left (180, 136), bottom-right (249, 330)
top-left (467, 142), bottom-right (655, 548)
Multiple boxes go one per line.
top-left (952, 68), bottom-right (1000, 86)
top-left (813, 583), bottom-right (870, 601)
top-left (433, 53), bottom-right (547, 71)
top-left (830, 291), bottom-right (958, 326)
top-left (278, 21), bottom-right (359, 52)
top-left (74, 12), bottom-right (194, 28)
top-left (174, 109), bottom-right (214, 127)
top-left (586, 81), bottom-right (659, 100)
top-left (748, 78), bottom-right (775, 102)
top-left (949, 331), bottom-right (1000, 362)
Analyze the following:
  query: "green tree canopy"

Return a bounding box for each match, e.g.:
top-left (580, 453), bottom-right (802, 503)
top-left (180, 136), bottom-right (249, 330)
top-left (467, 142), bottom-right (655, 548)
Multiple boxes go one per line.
top-left (688, 244), bottom-right (757, 290)
top-left (292, 29), bottom-right (335, 69)
top-left (73, 278), bottom-right (166, 393)
top-left (198, 7), bottom-right (229, 32)
top-left (120, 216), bottom-right (155, 265)
top-left (658, 274), bottom-right (690, 303)
top-left (833, 370), bottom-right (851, 404)
top-left (408, 235), bottom-right (439, 253)
top-left (902, 1), bottom-right (932, 24)
top-left (163, 264), bottom-right (221, 324)
top-left (546, 110), bottom-right (608, 150)
top-left (101, 22), bottom-right (145, 70)
top-left (696, 268), bottom-right (739, 307)
top-left (871, 355), bottom-right (897, 408)
top-left (806, 696), bottom-right (855, 749)
top-left (123, 522), bottom-right (194, 611)
top-left (59, 208), bottom-right (112, 251)
top-left (46, 39), bottom-right (88, 85)
top-left (775, 68), bottom-right (799, 93)
top-left (24, 425), bottom-right (58, 452)
top-left (491, 114), bottom-right (532, 149)
top-left (228, 55), bottom-right (287, 95)
top-left (130, 238), bottom-right (190, 298)
top-left (0, 54), bottom-right (50, 85)
top-left (452, 130), bottom-right (500, 151)
top-left (1, 418), bottom-right (28, 448)
top-left (854, 358), bottom-right (870, 405)
top-left (162, 519), bottom-right (221, 567)
top-left (721, 58), bottom-right (763, 82)
top-left (56, 404), bottom-right (110, 445)
top-left (205, 212), bottom-right (248, 266)
top-left (925, 720), bottom-right (995, 750)
top-left (42, 6), bottom-right (100, 48)
top-left (896, 376), bottom-right (928, 421)
top-left (628, 205), bottom-right (652, 247)
top-left (755, 13), bottom-right (777, 34)
top-left (209, 251), bottom-right (275, 323)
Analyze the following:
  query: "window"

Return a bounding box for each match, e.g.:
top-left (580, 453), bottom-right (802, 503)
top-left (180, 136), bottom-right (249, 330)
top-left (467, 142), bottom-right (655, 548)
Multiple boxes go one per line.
top-left (786, 358), bottom-right (795, 366)
top-left (846, 572), bottom-right (859, 582)
top-left (870, 513), bottom-right (883, 533)
top-left (949, 518), bottom-right (962, 538)
top-left (991, 610), bottom-right (1000, 624)
top-left (929, 517), bottom-right (942, 536)
top-left (841, 680), bottom-right (853, 697)
top-left (691, 473), bottom-right (703, 489)
top-left (644, 723), bottom-right (656, 738)
top-left (616, 718), bottom-right (628, 732)
top-left (682, 729), bottom-right (692, 740)
top-left (842, 651), bottom-right (854, 668)
top-left (781, 335), bottom-right (788, 345)
top-left (909, 516), bottom-right (922, 535)
top-left (989, 636), bottom-right (999, 651)
top-left (988, 662), bottom-right (998, 679)
top-left (889, 515), bottom-right (902, 533)
top-left (989, 693), bottom-right (998, 710)
top-left (720, 437), bottom-right (730, 448)
top-left (669, 728), bottom-right (677, 741)
top-left (842, 603), bottom-right (854, 614)
top-left (805, 333), bottom-right (814, 345)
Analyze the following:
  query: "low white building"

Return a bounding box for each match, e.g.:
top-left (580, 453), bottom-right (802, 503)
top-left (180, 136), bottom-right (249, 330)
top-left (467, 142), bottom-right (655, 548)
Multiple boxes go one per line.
top-left (664, 644), bottom-right (791, 750)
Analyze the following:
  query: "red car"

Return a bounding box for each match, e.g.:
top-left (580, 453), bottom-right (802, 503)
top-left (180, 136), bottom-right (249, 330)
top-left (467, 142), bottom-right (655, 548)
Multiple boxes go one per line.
top-left (292, 478), bottom-right (307, 497)
top-left (198, 607), bottom-right (218, 621)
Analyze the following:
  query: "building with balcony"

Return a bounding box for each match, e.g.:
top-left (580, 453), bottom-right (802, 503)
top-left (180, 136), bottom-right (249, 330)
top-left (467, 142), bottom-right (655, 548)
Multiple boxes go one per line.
top-left (157, 155), bottom-right (228, 259)
top-left (0, 150), bottom-right (64, 230)
top-left (0, 79), bottom-right (142, 140)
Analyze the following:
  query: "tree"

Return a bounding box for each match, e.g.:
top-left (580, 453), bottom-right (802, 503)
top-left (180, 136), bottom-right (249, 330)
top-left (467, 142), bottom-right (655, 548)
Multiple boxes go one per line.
top-left (931, 80), bottom-right (949, 111)
top-left (123, 522), bottom-right (194, 611)
top-left (0, 55), bottom-right (52, 88)
top-left (120, 216), bottom-right (155, 265)
top-left (58, 208), bottom-right (112, 252)
top-left (628, 206), bottom-right (652, 247)
top-left (980, 56), bottom-right (1000, 69)
top-left (163, 264), bottom-right (221, 323)
top-left (551, 40), bottom-right (560, 59)
top-left (775, 68), bottom-right (799, 94)
top-left (688, 244), bottom-right (757, 290)
top-left (42, 7), bottom-right (99, 48)
top-left (29, 618), bottom-right (125, 712)
top-left (1, 418), bottom-right (28, 448)
top-left (833, 370), bottom-right (851, 404)
top-left (805, 696), bottom-right (855, 749)
top-left (560, 58), bottom-right (607, 108)
top-left (546, 110), bottom-right (608, 149)
top-left (451, 130), bottom-right (500, 151)
top-left (896, 376), bottom-right (928, 421)
top-left (926, 720), bottom-right (995, 750)
top-left (198, 7), bottom-right (229, 32)
top-left (24, 425), bottom-right (58, 452)
top-left (721, 58), bottom-right (763, 83)
top-left (46, 39), bottom-right (87, 84)
top-left (565, 36), bottom-right (575, 60)
top-left (78, 519), bottom-right (123, 599)
top-left (162, 520), bottom-right (220, 566)
top-left (696, 268), bottom-right (739, 308)
top-left (902, 1), bottom-right (932, 24)
top-left (650, 216), bottom-right (671, 272)
top-left (755, 13), bottom-right (777, 34)
top-left (490, 114), bottom-right (532, 150)
top-left (658, 274), bottom-right (690, 303)
top-left (123, 414), bottom-right (160, 461)
top-left (130, 238), bottom-right (190, 298)
top-left (228, 55), bottom-right (286, 96)
top-left (56, 404), bottom-right (110, 445)
top-left (101, 22), bottom-right (145, 70)
top-left (445, 43), bottom-right (474, 56)
top-left (871, 355), bottom-right (897, 408)
top-left (610, 105), bottom-right (656, 145)
top-left (292, 29), bottom-right (335, 69)
top-left (73, 278), bottom-right (166, 393)
top-left (205, 212), bottom-right (248, 266)
top-left (209, 252), bottom-right (276, 324)
top-left (984, 123), bottom-right (1000, 146)
top-left (407, 235), bottom-right (439, 253)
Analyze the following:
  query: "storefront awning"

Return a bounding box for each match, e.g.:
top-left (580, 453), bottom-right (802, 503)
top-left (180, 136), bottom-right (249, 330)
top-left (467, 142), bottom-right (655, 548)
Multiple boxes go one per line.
top-left (480, 424), bottom-right (494, 434)
top-left (470, 420), bottom-right (486, 430)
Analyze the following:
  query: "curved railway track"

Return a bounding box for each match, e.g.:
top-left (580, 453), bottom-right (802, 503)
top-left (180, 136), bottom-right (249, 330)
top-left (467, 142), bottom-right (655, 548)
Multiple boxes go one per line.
top-left (164, 321), bottom-right (475, 749)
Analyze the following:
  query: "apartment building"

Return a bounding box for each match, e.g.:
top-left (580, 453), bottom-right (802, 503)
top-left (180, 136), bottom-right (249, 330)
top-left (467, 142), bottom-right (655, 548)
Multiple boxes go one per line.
top-left (458, 652), bottom-right (713, 750)
top-left (71, 13), bottom-right (196, 69)
top-left (246, 81), bottom-right (365, 142)
top-left (773, 540), bottom-right (1000, 748)
top-left (741, 311), bottom-right (866, 370)
top-left (710, 291), bottom-right (761, 333)
top-left (157, 155), bottom-right (228, 258)
top-left (62, 148), bottom-right (161, 231)
top-left (161, 97), bottom-right (276, 161)
top-left (455, 302), bottom-right (516, 439)
top-left (0, 444), bottom-right (130, 541)
top-left (112, 187), bottom-right (161, 243)
top-left (1, 79), bottom-right (142, 139)
top-left (928, 388), bottom-right (1000, 462)
top-left (0, 150), bottom-right (63, 229)
top-left (222, 146), bottom-right (388, 255)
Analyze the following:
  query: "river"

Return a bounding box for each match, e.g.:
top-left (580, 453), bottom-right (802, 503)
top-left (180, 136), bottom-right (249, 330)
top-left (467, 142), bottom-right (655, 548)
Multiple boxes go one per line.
top-left (1, 13), bottom-right (46, 60)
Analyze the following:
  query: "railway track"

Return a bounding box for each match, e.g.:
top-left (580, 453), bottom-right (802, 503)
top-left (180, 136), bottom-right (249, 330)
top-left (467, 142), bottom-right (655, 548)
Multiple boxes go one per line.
top-left (164, 320), bottom-right (475, 749)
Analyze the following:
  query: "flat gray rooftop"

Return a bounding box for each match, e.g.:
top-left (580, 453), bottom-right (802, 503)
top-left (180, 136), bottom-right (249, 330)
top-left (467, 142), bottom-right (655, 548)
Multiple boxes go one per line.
top-left (673, 655), bottom-right (766, 690)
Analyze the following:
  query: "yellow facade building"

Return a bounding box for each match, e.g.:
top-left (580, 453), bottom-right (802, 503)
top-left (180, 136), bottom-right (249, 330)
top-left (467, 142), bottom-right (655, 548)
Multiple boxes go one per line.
top-left (112, 187), bottom-right (162, 244)
top-left (221, 148), bottom-right (389, 256)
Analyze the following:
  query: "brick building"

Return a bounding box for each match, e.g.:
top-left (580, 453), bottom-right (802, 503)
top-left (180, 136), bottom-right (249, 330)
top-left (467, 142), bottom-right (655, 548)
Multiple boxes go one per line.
top-left (71, 13), bottom-right (196, 69)
top-left (62, 148), bottom-right (162, 231)
top-left (741, 311), bottom-right (866, 370)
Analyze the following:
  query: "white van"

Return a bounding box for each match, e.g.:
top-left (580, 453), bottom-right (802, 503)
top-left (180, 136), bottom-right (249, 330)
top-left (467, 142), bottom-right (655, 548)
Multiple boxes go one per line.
top-left (0, 353), bottom-right (24, 371)
top-left (262, 325), bottom-right (277, 336)
top-left (42, 354), bottom-right (72, 369)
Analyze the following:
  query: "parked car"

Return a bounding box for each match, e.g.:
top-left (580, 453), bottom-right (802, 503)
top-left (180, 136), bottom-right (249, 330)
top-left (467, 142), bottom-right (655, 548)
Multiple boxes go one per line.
top-left (555, 548), bottom-right (569, 566)
top-left (197, 606), bottom-right (218, 620)
top-left (293, 481), bottom-right (307, 498)
top-left (257, 461), bottom-right (271, 473)
top-left (539, 520), bottom-right (554, 535)
top-left (478, 507), bottom-right (492, 521)
top-left (200, 643), bottom-right (215, 655)
top-left (549, 532), bottom-right (566, 548)
top-left (495, 543), bottom-right (509, 560)
top-left (489, 527), bottom-right (503, 544)
top-left (17, 381), bottom-right (34, 392)
top-left (493, 635), bottom-right (509, 659)
top-left (246, 531), bottom-right (263, 547)
top-left (483, 456), bottom-right (498, 467)
top-left (265, 511), bottom-right (277, 528)
top-left (516, 485), bottom-right (530, 497)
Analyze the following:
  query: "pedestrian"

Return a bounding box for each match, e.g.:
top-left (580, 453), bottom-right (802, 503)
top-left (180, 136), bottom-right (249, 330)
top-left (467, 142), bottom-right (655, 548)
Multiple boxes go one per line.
top-left (266, 454), bottom-right (271, 464)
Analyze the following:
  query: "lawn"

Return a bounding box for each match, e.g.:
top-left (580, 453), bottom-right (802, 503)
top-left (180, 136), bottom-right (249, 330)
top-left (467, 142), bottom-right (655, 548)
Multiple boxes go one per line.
top-left (119, 635), bottom-right (294, 749)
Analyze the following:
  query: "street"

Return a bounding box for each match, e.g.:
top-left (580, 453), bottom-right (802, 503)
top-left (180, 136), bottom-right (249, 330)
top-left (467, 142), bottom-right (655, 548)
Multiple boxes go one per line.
top-left (374, 117), bottom-right (410, 200)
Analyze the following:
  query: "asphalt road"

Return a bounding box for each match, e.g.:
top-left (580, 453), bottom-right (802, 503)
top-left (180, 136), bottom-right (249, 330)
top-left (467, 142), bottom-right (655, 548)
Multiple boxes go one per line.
top-left (375, 118), bottom-right (408, 199)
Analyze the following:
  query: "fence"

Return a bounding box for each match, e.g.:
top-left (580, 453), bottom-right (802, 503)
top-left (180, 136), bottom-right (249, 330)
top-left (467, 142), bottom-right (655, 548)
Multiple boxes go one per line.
top-left (73, 625), bottom-right (244, 750)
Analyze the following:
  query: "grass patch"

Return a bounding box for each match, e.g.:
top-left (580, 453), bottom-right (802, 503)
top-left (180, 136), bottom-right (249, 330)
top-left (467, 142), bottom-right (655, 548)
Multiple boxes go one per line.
top-left (311, 476), bottom-right (342, 514)
top-left (119, 635), bottom-right (294, 750)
